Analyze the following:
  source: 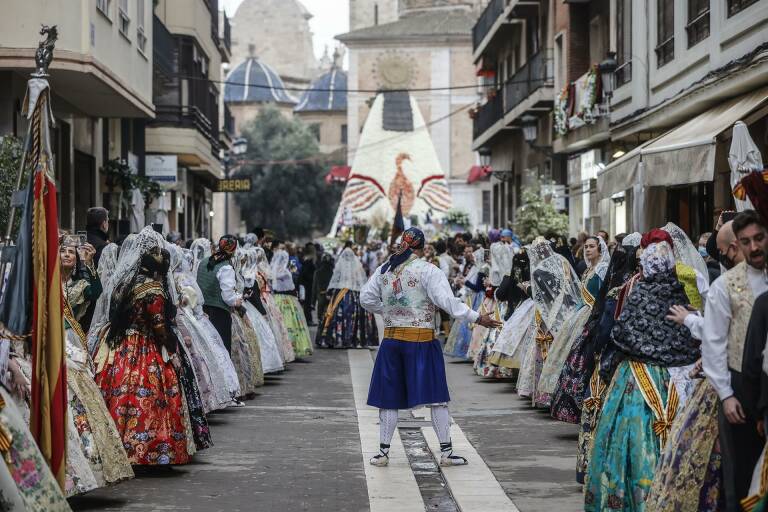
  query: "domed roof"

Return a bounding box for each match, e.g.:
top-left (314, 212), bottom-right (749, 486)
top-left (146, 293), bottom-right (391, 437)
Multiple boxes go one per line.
top-left (295, 67), bottom-right (348, 112)
top-left (224, 57), bottom-right (296, 104)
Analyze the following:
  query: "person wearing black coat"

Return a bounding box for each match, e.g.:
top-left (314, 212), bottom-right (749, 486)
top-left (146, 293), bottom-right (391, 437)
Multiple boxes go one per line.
top-left (298, 243), bottom-right (318, 325)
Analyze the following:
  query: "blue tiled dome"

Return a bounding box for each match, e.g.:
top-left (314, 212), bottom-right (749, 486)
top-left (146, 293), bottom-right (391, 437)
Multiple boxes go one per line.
top-left (294, 67), bottom-right (347, 112)
top-left (224, 57), bottom-right (296, 104)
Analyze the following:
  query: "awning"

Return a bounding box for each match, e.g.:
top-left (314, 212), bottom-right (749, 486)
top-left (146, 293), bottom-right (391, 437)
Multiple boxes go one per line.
top-left (598, 85), bottom-right (768, 197)
top-left (467, 165), bottom-right (492, 184)
top-left (325, 165), bottom-right (351, 184)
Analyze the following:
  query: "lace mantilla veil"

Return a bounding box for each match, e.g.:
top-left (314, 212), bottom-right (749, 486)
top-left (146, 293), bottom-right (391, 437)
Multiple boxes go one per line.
top-left (190, 238), bottom-right (212, 275)
top-left (271, 250), bottom-right (295, 292)
top-left (527, 239), bottom-right (582, 336)
top-left (662, 222), bottom-right (709, 280)
top-left (328, 248), bottom-right (367, 292)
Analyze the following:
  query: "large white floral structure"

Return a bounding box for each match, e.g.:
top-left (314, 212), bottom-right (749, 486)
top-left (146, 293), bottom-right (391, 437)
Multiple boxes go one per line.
top-left (330, 91), bottom-right (452, 234)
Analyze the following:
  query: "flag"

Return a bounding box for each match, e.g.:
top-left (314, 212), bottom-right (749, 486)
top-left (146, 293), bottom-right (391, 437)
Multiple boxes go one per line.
top-left (390, 191), bottom-right (405, 246)
top-left (0, 77), bottom-right (67, 488)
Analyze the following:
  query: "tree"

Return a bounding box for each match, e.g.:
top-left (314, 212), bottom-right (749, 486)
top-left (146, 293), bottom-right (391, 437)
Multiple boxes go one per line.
top-left (513, 184), bottom-right (569, 243)
top-left (0, 136), bottom-right (23, 236)
top-left (235, 107), bottom-right (341, 240)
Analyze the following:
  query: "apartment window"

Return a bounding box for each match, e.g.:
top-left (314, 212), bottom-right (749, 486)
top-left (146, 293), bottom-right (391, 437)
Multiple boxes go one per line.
top-left (118, 0), bottom-right (130, 37)
top-left (96, 0), bottom-right (111, 18)
top-left (136, 0), bottom-right (147, 53)
top-left (686, 0), bottom-right (709, 47)
top-left (655, 0), bottom-right (674, 68)
top-left (309, 123), bottom-right (321, 142)
top-left (727, 0), bottom-right (759, 17)
top-left (616, 0), bottom-right (632, 86)
top-left (340, 124), bottom-right (348, 145)
top-left (482, 190), bottom-right (491, 225)
top-left (554, 33), bottom-right (565, 91)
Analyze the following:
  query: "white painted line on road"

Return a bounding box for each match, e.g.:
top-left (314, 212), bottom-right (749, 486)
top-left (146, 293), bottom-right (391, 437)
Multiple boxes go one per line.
top-left (242, 405), bottom-right (354, 411)
top-left (348, 350), bottom-right (426, 512)
top-left (422, 426), bottom-right (521, 512)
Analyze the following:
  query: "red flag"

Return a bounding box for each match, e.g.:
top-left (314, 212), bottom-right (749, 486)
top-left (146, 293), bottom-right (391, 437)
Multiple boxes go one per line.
top-left (28, 84), bottom-right (67, 488)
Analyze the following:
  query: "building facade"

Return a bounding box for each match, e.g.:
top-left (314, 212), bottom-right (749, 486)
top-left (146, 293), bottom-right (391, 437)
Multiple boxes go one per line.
top-left (0, 0), bottom-right (154, 233)
top-left (148, 0), bottom-right (229, 240)
top-left (470, 0), bottom-right (560, 230)
top-left (339, 0), bottom-right (493, 231)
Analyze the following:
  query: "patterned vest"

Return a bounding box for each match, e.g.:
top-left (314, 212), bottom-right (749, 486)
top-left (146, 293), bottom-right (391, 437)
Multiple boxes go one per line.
top-left (379, 257), bottom-right (437, 329)
top-left (724, 262), bottom-right (754, 372)
top-left (196, 257), bottom-right (230, 311)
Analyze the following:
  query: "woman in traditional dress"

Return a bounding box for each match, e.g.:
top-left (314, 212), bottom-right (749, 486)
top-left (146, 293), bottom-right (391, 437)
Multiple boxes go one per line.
top-left (59, 237), bottom-right (134, 492)
top-left (521, 239), bottom-right (582, 407)
top-left (584, 231), bottom-right (701, 511)
top-left (182, 248), bottom-right (242, 402)
top-left (316, 247), bottom-right (379, 349)
top-left (169, 244), bottom-right (235, 411)
top-left (255, 247), bottom-right (295, 363)
top-left (240, 247), bottom-right (284, 374)
top-left (443, 247), bottom-right (485, 359)
top-left (94, 227), bottom-right (192, 466)
top-left (271, 249), bottom-right (313, 357)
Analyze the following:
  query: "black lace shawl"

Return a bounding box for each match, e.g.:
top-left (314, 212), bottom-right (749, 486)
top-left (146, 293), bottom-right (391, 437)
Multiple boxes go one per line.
top-left (610, 271), bottom-right (700, 367)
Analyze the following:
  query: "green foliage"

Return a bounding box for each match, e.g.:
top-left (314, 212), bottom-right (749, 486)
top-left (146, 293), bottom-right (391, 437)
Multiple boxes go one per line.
top-left (0, 137), bottom-right (23, 235)
top-left (100, 157), bottom-right (162, 206)
top-left (513, 185), bottom-right (569, 243)
top-left (234, 106), bottom-right (342, 239)
top-left (444, 209), bottom-right (471, 228)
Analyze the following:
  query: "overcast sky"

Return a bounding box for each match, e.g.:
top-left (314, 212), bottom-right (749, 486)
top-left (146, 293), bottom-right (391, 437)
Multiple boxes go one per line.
top-left (219, 0), bottom-right (350, 62)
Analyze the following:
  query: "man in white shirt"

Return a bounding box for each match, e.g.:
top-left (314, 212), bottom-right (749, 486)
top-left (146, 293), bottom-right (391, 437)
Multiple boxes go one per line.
top-left (670, 212), bottom-right (766, 511)
top-left (361, 228), bottom-right (500, 467)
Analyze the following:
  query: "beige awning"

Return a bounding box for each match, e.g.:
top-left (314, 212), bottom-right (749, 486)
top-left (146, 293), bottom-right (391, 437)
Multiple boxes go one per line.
top-left (598, 85), bottom-right (768, 196)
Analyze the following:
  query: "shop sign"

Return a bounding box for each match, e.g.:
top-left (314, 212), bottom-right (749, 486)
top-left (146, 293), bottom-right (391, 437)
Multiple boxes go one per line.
top-left (216, 178), bottom-right (252, 192)
top-left (146, 155), bottom-right (178, 182)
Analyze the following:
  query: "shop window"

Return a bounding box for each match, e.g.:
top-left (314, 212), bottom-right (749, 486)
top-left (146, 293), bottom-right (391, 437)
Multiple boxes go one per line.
top-left (686, 0), bottom-right (709, 48)
top-left (727, 0), bottom-right (758, 17)
top-left (341, 124), bottom-right (348, 145)
top-left (616, 0), bottom-right (632, 86)
top-left (655, 0), bottom-right (674, 68)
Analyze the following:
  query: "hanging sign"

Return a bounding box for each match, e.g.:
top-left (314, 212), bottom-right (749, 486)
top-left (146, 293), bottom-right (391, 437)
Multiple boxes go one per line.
top-left (216, 178), bottom-right (252, 192)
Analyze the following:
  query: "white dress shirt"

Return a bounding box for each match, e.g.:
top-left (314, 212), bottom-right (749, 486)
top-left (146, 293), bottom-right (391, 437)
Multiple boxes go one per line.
top-left (700, 264), bottom-right (768, 400)
top-left (216, 265), bottom-right (241, 307)
top-left (360, 261), bottom-right (479, 324)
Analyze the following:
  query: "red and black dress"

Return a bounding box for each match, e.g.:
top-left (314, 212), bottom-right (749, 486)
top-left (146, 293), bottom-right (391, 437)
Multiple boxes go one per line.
top-left (95, 276), bottom-right (191, 465)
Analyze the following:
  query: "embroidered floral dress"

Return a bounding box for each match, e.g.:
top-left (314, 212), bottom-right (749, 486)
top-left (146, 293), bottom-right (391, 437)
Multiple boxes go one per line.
top-left (94, 277), bottom-right (191, 465)
top-left (0, 386), bottom-right (71, 511)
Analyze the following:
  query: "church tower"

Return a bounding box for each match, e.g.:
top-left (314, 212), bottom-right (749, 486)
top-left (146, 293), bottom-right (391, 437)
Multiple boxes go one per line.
top-left (349, 0), bottom-right (399, 31)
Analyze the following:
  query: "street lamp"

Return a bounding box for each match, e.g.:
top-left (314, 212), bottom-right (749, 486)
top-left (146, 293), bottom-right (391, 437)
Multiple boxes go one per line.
top-left (478, 146), bottom-right (492, 168)
top-left (599, 52), bottom-right (618, 106)
top-left (521, 115), bottom-right (538, 144)
top-left (224, 137), bottom-right (248, 235)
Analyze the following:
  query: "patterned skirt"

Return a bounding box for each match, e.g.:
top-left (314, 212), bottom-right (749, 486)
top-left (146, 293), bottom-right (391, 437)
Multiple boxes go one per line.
top-left (244, 301), bottom-right (285, 374)
top-left (262, 291), bottom-right (296, 363)
top-left (584, 361), bottom-right (669, 511)
top-left (0, 387), bottom-right (71, 511)
top-left (538, 306), bottom-right (591, 400)
top-left (646, 379), bottom-right (723, 512)
top-left (95, 334), bottom-right (191, 466)
top-left (315, 289), bottom-right (379, 349)
top-left (443, 291), bottom-right (480, 359)
top-left (274, 293), bottom-right (313, 357)
top-left (230, 312), bottom-right (265, 395)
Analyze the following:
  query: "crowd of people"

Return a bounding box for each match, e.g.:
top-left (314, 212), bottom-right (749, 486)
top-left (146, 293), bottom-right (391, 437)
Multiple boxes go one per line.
top-left (393, 215), bottom-right (765, 512)
top-left (1, 201), bottom-right (768, 512)
top-left (0, 206), bottom-right (384, 509)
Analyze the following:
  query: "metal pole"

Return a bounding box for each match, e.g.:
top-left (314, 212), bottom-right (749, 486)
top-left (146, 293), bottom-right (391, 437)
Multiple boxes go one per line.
top-left (224, 157), bottom-right (229, 235)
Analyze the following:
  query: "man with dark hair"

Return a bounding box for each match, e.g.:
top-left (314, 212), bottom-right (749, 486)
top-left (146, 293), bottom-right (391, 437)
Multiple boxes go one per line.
top-left (85, 206), bottom-right (110, 266)
top-left (701, 210), bottom-right (766, 510)
top-left (361, 227), bottom-right (501, 468)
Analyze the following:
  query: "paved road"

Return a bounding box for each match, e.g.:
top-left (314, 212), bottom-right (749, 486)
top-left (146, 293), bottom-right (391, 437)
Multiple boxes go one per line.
top-left (70, 349), bottom-right (582, 512)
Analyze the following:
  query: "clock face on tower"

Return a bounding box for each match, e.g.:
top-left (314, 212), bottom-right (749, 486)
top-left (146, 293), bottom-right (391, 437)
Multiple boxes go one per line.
top-left (373, 51), bottom-right (417, 90)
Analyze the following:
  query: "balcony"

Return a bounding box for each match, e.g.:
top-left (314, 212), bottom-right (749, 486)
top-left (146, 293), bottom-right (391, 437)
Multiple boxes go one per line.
top-left (153, 105), bottom-right (220, 157)
top-left (473, 91), bottom-right (504, 140)
top-left (472, 49), bottom-right (554, 147)
top-left (222, 13), bottom-right (231, 54)
top-left (473, 0), bottom-right (505, 51)
top-left (153, 15), bottom-right (176, 79)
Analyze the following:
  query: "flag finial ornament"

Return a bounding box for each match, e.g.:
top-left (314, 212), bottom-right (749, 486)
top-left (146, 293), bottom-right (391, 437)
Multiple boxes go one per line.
top-left (33, 25), bottom-right (57, 78)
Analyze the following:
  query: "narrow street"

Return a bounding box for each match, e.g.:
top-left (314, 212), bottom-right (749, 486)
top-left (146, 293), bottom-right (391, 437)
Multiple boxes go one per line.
top-left (69, 347), bottom-right (581, 512)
